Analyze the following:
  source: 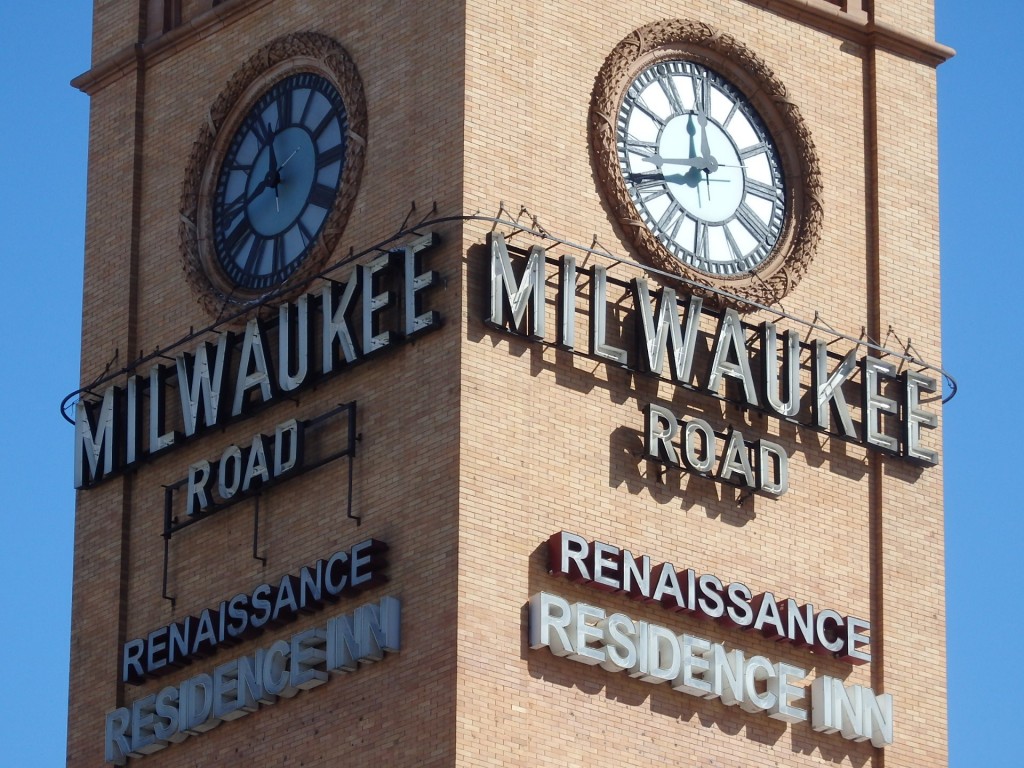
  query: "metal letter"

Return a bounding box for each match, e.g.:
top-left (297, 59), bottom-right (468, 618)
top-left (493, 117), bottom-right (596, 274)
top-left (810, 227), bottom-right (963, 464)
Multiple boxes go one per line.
top-left (148, 364), bottom-right (178, 455)
top-left (402, 232), bottom-right (442, 337)
top-left (176, 333), bottom-right (231, 437)
top-left (74, 385), bottom-right (120, 488)
top-left (633, 278), bottom-right (676, 375)
top-left (590, 265), bottom-right (627, 365)
top-left (218, 445), bottom-right (243, 501)
top-left (757, 440), bottom-right (789, 496)
top-left (487, 232), bottom-right (546, 339)
top-left (812, 342), bottom-right (857, 439)
top-left (187, 460), bottom-right (213, 517)
top-left (761, 322), bottom-right (800, 417)
top-left (644, 403), bottom-right (680, 465)
top-left (232, 319), bottom-right (275, 417)
top-left (768, 662), bottom-right (808, 724)
top-left (862, 356), bottom-right (898, 452)
top-left (274, 419), bottom-right (303, 476)
top-left (321, 277), bottom-right (360, 373)
top-left (718, 428), bottom-right (755, 489)
top-left (682, 418), bottom-right (715, 474)
top-left (903, 370), bottom-right (938, 464)
top-left (707, 309), bottom-right (758, 406)
top-left (558, 255), bottom-right (576, 349)
top-left (241, 434), bottom-right (270, 492)
top-left (125, 375), bottom-right (142, 467)
top-left (360, 253), bottom-right (396, 356)
top-left (528, 592), bottom-right (573, 655)
top-left (278, 296), bottom-right (309, 392)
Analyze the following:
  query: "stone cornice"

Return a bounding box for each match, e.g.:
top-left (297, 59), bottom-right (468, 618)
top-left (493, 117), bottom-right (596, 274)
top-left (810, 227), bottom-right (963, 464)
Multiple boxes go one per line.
top-left (751, 0), bottom-right (955, 65)
top-left (72, 0), bottom-right (275, 94)
top-left (72, 0), bottom-right (954, 96)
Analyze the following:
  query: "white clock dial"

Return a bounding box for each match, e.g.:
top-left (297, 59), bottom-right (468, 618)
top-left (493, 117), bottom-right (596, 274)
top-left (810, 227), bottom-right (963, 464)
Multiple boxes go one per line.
top-left (617, 60), bottom-right (785, 276)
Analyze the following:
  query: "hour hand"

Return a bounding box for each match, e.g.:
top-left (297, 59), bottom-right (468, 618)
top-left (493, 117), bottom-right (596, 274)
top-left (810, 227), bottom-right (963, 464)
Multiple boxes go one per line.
top-left (650, 153), bottom-right (713, 171)
top-left (628, 171), bottom-right (664, 183)
top-left (266, 123), bottom-right (278, 171)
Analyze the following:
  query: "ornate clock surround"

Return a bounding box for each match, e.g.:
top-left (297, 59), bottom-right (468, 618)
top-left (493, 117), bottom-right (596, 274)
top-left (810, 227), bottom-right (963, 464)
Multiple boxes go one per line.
top-left (180, 32), bottom-right (367, 315)
top-left (590, 19), bottom-right (823, 308)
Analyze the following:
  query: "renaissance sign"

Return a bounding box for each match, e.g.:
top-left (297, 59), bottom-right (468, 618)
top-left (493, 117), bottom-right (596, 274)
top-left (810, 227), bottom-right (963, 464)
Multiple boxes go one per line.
top-left (121, 538), bottom-right (388, 684)
top-left (105, 537), bottom-right (393, 764)
top-left (533, 531), bottom-right (892, 747)
top-left (486, 233), bottom-right (939, 495)
top-left (105, 595), bottom-right (400, 765)
top-left (548, 531), bottom-right (870, 664)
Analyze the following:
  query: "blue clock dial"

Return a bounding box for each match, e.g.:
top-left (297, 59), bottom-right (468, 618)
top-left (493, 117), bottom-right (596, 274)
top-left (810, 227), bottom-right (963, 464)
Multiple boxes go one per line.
top-left (212, 72), bottom-right (347, 291)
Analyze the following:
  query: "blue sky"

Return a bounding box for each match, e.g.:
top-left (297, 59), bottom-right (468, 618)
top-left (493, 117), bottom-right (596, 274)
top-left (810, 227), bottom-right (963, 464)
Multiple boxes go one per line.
top-left (0, 2), bottom-right (1018, 765)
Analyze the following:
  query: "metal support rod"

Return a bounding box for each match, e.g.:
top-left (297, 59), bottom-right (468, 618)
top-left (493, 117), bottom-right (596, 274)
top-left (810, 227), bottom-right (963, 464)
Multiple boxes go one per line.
top-left (252, 494), bottom-right (266, 565)
top-left (347, 401), bottom-right (360, 525)
top-left (162, 485), bottom-right (175, 607)
top-left (60, 211), bottom-right (957, 425)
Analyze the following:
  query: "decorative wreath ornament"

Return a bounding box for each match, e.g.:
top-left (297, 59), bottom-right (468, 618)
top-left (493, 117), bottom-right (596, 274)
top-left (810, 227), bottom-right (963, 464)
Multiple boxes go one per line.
top-left (180, 32), bottom-right (367, 316)
top-left (590, 20), bottom-right (823, 309)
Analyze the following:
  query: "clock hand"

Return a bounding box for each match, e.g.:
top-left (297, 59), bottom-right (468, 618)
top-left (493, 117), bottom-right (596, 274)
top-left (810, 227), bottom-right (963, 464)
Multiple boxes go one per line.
top-left (686, 113), bottom-right (698, 160)
top-left (244, 177), bottom-right (271, 206)
top-left (698, 111), bottom-right (712, 163)
top-left (629, 171), bottom-right (664, 182)
top-left (277, 146), bottom-right (300, 170)
top-left (695, 105), bottom-right (721, 183)
top-left (270, 148), bottom-right (302, 213)
top-left (259, 123), bottom-right (285, 212)
top-left (266, 123), bottom-right (278, 172)
top-left (649, 153), bottom-right (713, 171)
top-left (629, 170), bottom-right (695, 186)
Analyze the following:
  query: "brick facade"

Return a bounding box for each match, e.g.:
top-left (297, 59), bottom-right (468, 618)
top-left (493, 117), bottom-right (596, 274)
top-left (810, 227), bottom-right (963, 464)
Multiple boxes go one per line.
top-left (68, 1), bottom-right (950, 765)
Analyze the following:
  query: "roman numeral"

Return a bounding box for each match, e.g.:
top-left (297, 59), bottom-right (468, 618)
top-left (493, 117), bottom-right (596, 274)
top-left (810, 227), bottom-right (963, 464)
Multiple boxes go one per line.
top-left (692, 72), bottom-right (710, 114)
top-left (735, 203), bottom-right (770, 242)
top-left (631, 97), bottom-right (667, 128)
top-left (746, 178), bottom-right (782, 201)
top-left (694, 221), bottom-right (710, 263)
top-left (273, 87), bottom-right (289, 130)
top-left (308, 183), bottom-right (336, 210)
top-left (656, 200), bottom-right (686, 243)
top-left (739, 142), bottom-right (769, 160)
top-left (629, 177), bottom-right (667, 201)
top-left (223, 217), bottom-right (254, 259)
top-left (241, 237), bottom-right (264, 275)
top-left (723, 100), bottom-right (739, 128)
top-left (297, 89), bottom-right (314, 126)
top-left (628, 171), bottom-right (664, 184)
top-left (724, 225), bottom-right (745, 261)
top-left (624, 139), bottom-right (659, 160)
top-left (272, 235), bottom-right (286, 273)
top-left (219, 193), bottom-right (247, 224)
top-left (658, 74), bottom-right (685, 116)
top-left (317, 143), bottom-right (345, 168)
top-left (312, 107), bottom-right (339, 140)
top-left (249, 118), bottom-right (271, 145)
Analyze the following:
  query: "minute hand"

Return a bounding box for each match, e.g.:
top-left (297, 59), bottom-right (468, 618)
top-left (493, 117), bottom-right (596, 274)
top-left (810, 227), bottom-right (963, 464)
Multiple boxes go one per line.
top-left (698, 111), bottom-right (712, 161)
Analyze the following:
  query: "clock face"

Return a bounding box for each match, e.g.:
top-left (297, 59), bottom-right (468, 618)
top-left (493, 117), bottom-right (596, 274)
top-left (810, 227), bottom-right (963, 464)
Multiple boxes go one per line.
top-left (212, 72), bottom-right (348, 291)
top-left (617, 60), bottom-right (786, 277)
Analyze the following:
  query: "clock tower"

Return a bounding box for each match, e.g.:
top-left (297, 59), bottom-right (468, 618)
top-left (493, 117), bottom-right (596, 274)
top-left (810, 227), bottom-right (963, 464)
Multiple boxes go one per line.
top-left (68, 1), bottom-right (952, 766)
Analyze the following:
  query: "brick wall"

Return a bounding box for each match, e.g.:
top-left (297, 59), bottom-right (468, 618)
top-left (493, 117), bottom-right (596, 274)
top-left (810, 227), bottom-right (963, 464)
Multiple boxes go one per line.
top-left (68, 0), bottom-right (947, 765)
